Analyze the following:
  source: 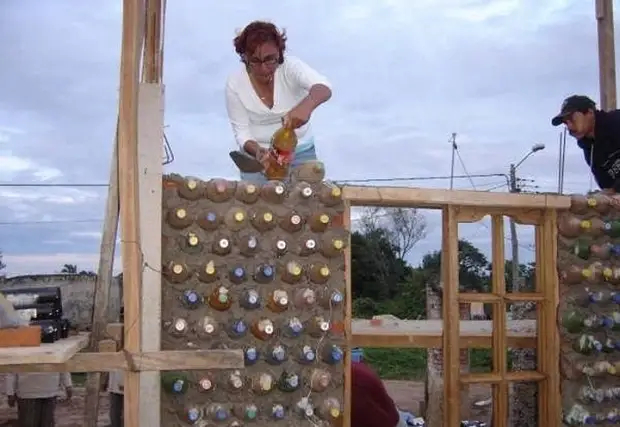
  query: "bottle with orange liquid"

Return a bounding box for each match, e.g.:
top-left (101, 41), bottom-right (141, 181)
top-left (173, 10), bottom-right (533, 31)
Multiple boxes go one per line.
top-left (264, 125), bottom-right (298, 180)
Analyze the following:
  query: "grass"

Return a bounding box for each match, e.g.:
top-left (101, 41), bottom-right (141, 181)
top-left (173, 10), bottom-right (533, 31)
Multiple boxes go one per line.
top-left (363, 348), bottom-right (494, 380)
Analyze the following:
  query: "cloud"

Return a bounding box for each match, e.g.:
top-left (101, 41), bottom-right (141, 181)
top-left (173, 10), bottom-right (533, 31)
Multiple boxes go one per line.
top-left (0, 0), bottom-right (613, 275)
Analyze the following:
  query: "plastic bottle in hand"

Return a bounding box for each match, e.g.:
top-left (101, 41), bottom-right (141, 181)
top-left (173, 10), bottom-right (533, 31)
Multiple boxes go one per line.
top-left (264, 125), bottom-right (298, 180)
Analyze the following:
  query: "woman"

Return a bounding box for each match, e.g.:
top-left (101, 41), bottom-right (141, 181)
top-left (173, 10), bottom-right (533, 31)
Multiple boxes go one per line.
top-left (225, 20), bottom-right (333, 184)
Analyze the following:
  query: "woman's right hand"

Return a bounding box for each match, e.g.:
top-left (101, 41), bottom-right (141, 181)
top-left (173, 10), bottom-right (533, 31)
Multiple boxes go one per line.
top-left (255, 148), bottom-right (271, 170)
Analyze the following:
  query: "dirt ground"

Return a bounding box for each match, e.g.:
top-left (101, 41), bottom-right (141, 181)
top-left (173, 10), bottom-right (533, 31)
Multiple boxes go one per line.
top-left (0, 382), bottom-right (491, 426)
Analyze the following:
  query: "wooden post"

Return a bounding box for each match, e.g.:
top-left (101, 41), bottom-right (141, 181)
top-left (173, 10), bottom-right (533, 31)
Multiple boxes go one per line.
top-left (118, 1), bottom-right (145, 426)
top-left (82, 131), bottom-right (120, 427)
top-left (596, 0), bottom-right (617, 110)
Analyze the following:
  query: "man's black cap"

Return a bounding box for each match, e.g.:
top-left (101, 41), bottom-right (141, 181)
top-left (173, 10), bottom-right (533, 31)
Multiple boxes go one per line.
top-left (551, 95), bottom-right (596, 126)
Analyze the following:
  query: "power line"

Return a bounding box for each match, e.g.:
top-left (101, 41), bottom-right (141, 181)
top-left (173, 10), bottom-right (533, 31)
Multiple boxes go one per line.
top-left (0, 219), bottom-right (103, 226)
top-left (0, 183), bottom-right (108, 188)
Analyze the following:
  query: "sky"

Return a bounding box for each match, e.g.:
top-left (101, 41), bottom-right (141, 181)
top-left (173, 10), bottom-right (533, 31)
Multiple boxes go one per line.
top-left (0, 0), bottom-right (613, 276)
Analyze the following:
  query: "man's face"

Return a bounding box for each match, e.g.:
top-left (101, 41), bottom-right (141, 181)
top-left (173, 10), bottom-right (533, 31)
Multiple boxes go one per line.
top-left (564, 110), bottom-right (594, 139)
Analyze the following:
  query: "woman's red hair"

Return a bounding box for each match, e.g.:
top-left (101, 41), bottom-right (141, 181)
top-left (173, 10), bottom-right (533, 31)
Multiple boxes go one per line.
top-left (234, 21), bottom-right (287, 64)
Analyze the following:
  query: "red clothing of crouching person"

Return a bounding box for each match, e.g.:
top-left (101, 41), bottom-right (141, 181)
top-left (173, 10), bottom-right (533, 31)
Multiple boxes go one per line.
top-left (351, 361), bottom-right (400, 427)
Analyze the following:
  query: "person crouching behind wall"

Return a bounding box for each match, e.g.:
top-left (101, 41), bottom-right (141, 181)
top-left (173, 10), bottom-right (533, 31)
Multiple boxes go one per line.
top-left (5, 371), bottom-right (73, 427)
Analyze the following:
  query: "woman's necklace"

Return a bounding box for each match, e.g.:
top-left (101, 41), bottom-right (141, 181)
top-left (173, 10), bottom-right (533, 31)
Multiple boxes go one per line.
top-left (250, 74), bottom-right (274, 101)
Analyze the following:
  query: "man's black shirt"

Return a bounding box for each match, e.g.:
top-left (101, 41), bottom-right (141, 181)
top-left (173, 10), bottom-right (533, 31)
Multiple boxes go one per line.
top-left (577, 109), bottom-right (620, 191)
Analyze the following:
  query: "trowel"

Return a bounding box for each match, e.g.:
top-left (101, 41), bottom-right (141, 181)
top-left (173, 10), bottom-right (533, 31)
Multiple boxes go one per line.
top-left (229, 150), bottom-right (264, 174)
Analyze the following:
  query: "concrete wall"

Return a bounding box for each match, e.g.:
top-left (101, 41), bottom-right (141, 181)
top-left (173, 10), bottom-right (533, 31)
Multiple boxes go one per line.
top-left (0, 273), bottom-right (123, 329)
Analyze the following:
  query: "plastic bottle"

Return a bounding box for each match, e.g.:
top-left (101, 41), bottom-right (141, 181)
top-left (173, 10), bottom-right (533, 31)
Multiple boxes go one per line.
top-left (267, 289), bottom-right (289, 312)
top-left (281, 261), bottom-right (303, 284)
top-left (239, 403), bottom-right (259, 421)
top-left (197, 374), bottom-right (215, 393)
top-left (280, 211), bottom-right (304, 233)
top-left (180, 231), bottom-right (203, 254)
top-left (224, 207), bottom-right (248, 231)
top-left (208, 286), bottom-right (231, 311)
top-left (292, 181), bottom-right (314, 201)
top-left (309, 212), bottom-right (331, 232)
top-left (295, 397), bottom-right (315, 419)
top-left (181, 289), bottom-right (203, 309)
top-left (240, 289), bottom-right (261, 310)
top-left (163, 261), bottom-right (191, 283)
top-left (254, 263), bottom-right (275, 284)
top-left (226, 370), bottom-right (245, 393)
top-left (271, 404), bottom-right (286, 420)
top-left (196, 210), bottom-right (222, 231)
top-left (297, 344), bottom-right (316, 364)
top-left (292, 160), bottom-right (326, 183)
top-left (229, 265), bottom-right (247, 284)
top-left (309, 264), bottom-right (331, 284)
top-left (261, 181), bottom-right (287, 204)
top-left (318, 397), bottom-right (342, 421)
top-left (250, 372), bottom-right (275, 395)
top-left (277, 371), bottom-right (301, 392)
top-left (205, 178), bottom-right (235, 202)
top-left (211, 234), bottom-right (232, 256)
top-left (197, 260), bottom-right (218, 283)
top-left (167, 317), bottom-right (189, 336)
top-left (307, 316), bottom-right (330, 338)
top-left (251, 318), bottom-right (275, 341)
top-left (235, 181), bottom-right (260, 204)
top-left (178, 176), bottom-right (204, 200)
top-left (227, 319), bottom-right (248, 339)
top-left (181, 404), bottom-right (202, 424)
top-left (299, 236), bottom-right (318, 256)
top-left (590, 242), bottom-right (611, 259)
top-left (320, 234), bottom-right (347, 258)
top-left (244, 346), bottom-right (259, 366)
top-left (321, 344), bottom-right (344, 364)
top-left (205, 404), bottom-right (230, 422)
top-left (274, 237), bottom-right (288, 256)
top-left (264, 126), bottom-right (298, 180)
top-left (604, 219), bottom-right (620, 238)
top-left (318, 182), bottom-right (343, 207)
top-left (319, 288), bottom-right (344, 308)
top-left (309, 368), bottom-right (332, 391)
top-left (293, 288), bottom-right (316, 309)
top-left (250, 208), bottom-right (277, 231)
top-left (197, 316), bottom-right (218, 338)
top-left (166, 206), bottom-right (193, 229)
top-left (266, 343), bottom-right (288, 365)
top-left (572, 239), bottom-right (591, 260)
top-left (161, 372), bottom-right (189, 395)
top-left (283, 316), bottom-right (304, 338)
top-left (238, 232), bottom-right (260, 257)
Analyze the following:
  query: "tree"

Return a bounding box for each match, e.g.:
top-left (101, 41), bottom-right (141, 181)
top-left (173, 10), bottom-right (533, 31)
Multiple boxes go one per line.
top-left (358, 207), bottom-right (427, 259)
top-left (418, 239), bottom-right (490, 292)
top-left (61, 264), bottom-right (78, 274)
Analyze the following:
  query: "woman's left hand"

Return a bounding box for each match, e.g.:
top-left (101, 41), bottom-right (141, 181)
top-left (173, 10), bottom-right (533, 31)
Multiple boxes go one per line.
top-left (283, 103), bottom-right (313, 129)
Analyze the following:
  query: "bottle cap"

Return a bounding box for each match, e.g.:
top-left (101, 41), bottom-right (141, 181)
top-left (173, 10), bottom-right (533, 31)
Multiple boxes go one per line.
top-left (287, 374), bottom-right (299, 387)
top-left (302, 187), bottom-right (313, 197)
top-left (174, 319), bottom-right (187, 332)
top-left (275, 185), bottom-right (285, 195)
top-left (186, 291), bottom-right (198, 303)
top-left (330, 408), bottom-right (340, 418)
top-left (206, 212), bottom-right (217, 222)
top-left (289, 263), bottom-right (302, 275)
top-left (234, 267), bottom-right (244, 277)
top-left (305, 407), bottom-right (314, 417)
top-left (176, 208), bottom-right (186, 219)
top-left (263, 212), bottom-right (273, 222)
top-left (320, 266), bottom-right (330, 276)
top-left (234, 211), bottom-right (245, 222)
top-left (248, 292), bottom-right (258, 304)
top-left (331, 187), bottom-right (341, 197)
top-left (319, 321), bottom-right (330, 331)
top-left (290, 214), bottom-right (302, 225)
top-left (199, 378), bottom-right (212, 390)
top-left (187, 408), bottom-right (200, 421)
top-left (186, 179), bottom-right (197, 190)
top-left (172, 379), bottom-right (184, 393)
top-left (246, 347), bottom-right (257, 360)
top-left (333, 239), bottom-right (344, 249)
top-left (215, 181), bottom-right (226, 193)
top-left (248, 237), bottom-right (258, 248)
top-left (246, 184), bottom-right (256, 194)
top-left (276, 240), bottom-right (287, 250)
top-left (219, 238), bottom-right (229, 248)
top-left (218, 293), bottom-right (228, 303)
top-left (264, 323), bottom-right (274, 335)
top-left (587, 197), bottom-right (597, 207)
top-left (306, 239), bottom-right (316, 249)
top-left (231, 376), bottom-right (243, 389)
top-left (204, 322), bottom-right (215, 334)
top-left (263, 265), bottom-right (274, 276)
top-left (205, 263), bottom-right (215, 275)
top-left (188, 234), bottom-right (199, 246)
top-left (581, 220), bottom-right (591, 229)
top-left (245, 406), bottom-right (257, 419)
top-left (319, 214), bottom-right (330, 224)
top-left (172, 264), bottom-right (184, 274)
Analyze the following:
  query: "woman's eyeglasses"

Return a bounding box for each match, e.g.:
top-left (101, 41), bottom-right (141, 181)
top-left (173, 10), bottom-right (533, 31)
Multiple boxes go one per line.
top-left (247, 55), bottom-right (279, 67)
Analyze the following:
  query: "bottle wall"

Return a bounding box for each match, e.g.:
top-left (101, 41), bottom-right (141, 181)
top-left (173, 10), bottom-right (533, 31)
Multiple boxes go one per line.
top-left (559, 193), bottom-right (620, 425)
top-left (160, 173), bottom-right (348, 427)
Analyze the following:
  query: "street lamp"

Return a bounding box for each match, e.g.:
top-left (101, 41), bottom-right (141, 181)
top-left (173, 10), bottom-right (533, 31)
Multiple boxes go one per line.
top-left (509, 144), bottom-right (545, 293)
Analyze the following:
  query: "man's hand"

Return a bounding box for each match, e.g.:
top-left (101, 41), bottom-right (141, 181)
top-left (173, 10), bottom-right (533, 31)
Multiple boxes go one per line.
top-left (283, 102), bottom-right (313, 129)
top-left (7, 395), bottom-right (16, 407)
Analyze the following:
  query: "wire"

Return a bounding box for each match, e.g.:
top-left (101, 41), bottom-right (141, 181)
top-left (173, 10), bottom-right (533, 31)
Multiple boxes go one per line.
top-left (0, 183), bottom-right (108, 188)
top-left (0, 219), bottom-right (103, 226)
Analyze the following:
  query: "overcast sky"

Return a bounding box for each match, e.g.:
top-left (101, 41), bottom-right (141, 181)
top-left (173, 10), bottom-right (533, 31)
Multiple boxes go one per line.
top-left (0, 0), bottom-right (611, 276)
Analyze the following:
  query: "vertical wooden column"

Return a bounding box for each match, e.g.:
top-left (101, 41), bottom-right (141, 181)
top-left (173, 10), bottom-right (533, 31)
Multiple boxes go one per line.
top-left (490, 216), bottom-right (508, 427)
top-left (596, 0), bottom-right (617, 110)
top-left (136, 83), bottom-right (164, 427)
top-left (442, 206), bottom-right (460, 427)
top-left (118, 1), bottom-right (145, 426)
top-left (342, 202), bottom-right (352, 427)
top-left (537, 210), bottom-right (561, 426)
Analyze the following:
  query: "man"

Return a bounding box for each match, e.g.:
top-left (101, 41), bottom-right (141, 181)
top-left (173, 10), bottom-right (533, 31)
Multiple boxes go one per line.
top-left (352, 361), bottom-right (413, 427)
top-left (552, 94), bottom-right (620, 192)
top-left (5, 371), bottom-right (73, 427)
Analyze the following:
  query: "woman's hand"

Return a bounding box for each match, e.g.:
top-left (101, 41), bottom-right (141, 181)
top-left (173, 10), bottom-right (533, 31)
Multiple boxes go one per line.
top-left (283, 102), bottom-right (313, 129)
top-left (255, 147), bottom-right (272, 170)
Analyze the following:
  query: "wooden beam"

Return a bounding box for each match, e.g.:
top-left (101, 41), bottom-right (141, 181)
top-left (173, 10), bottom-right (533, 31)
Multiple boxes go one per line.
top-left (0, 349), bottom-right (244, 373)
top-left (137, 82), bottom-right (164, 427)
top-left (83, 127), bottom-right (120, 427)
top-left (118, 0), bottom-right (145, 426)
top-left (596, 0), bottom-right (617, 110)
top-left (343, 203), bottom-right (352, 427)
top-left (342, 185), bottom-right (570, 210)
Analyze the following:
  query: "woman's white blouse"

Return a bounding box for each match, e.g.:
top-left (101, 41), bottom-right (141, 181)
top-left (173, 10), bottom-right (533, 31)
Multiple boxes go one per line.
top-left (225, 55), bottom-right (331, 151)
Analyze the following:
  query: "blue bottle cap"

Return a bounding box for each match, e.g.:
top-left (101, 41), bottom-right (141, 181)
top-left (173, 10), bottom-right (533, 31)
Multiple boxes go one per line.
top-left (245, 347), bottom-right (257, 360)
top-left (187, 408), bottom-right (200, 421)
top-left (172, 379), bottom-right (184, 393)
top-left (273, 406), bottom-right (285, 419)
top-left (206, 212), bottom-right (217, 222)
top-left (331, 346), bottom-right (343, 361)
top-left (215, 409), bottom-right (227, 420)
top-left (185, 291), bottom-right (198, 303)
top-left (234, 320), bottom-right (247, 334)
top-left (305, 350), bottom-right (315, 361)
top-left (263, 265), bottom-right (274, 276)
top-left (234, 267), bottom-right (244, 277)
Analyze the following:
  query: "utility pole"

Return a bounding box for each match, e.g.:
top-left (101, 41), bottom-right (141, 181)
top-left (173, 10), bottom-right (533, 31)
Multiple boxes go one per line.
top-left (508, 164), bottom-right (520, 292)
top-left (596, 0), bottom-right (617, 110)
top-left (449, 133), bottom-right (457, 190)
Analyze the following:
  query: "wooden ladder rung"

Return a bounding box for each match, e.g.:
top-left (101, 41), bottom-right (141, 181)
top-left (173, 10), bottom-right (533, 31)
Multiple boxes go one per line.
top-left (461, 370), bottom-right (546, 385)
